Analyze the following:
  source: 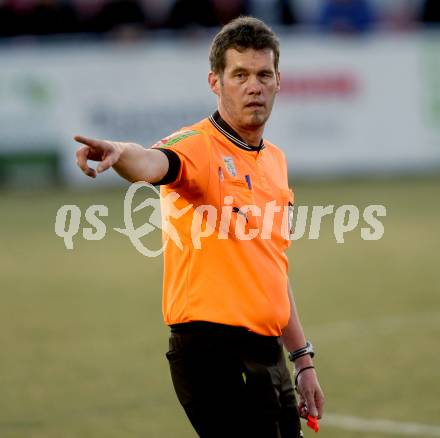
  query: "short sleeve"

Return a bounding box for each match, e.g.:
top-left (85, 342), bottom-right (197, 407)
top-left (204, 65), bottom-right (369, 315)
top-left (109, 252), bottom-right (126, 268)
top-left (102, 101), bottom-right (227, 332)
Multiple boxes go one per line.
top-left (151, 129), bottom-right (210, 196)
top-left (153, 148), bottom-right (181, 185)
top-left (278, 148), bottom-right (290, 189)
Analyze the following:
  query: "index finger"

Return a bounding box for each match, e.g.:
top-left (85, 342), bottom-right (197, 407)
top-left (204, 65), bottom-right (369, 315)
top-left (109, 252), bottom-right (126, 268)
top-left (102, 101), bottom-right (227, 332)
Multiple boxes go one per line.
top-left (74, 135), bottom-right (107, 150)
top-left (315, 389), bottom-right (325, 419)
top-left (304, 392), bottom-right (319, 418)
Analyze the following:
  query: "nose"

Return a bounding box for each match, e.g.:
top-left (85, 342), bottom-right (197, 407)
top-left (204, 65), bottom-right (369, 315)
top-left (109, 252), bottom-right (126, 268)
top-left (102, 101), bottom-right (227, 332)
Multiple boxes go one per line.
top-left (246, 75), bottom-right (262, 95)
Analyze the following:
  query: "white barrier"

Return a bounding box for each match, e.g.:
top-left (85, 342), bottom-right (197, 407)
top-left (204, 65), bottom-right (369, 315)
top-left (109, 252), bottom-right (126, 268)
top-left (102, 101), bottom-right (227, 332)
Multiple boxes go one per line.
top-left (0, 33), bottom-right (439, 185)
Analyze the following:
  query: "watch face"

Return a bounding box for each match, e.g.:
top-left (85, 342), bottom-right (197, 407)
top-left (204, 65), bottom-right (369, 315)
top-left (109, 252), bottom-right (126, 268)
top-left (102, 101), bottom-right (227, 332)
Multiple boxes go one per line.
top-left (288, 341), bottom-right (315, 361)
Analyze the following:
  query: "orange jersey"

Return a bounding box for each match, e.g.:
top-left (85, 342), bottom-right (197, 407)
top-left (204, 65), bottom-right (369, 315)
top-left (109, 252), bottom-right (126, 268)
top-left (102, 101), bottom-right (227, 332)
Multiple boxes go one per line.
top-left (154, 112), bottom-right (294, 336)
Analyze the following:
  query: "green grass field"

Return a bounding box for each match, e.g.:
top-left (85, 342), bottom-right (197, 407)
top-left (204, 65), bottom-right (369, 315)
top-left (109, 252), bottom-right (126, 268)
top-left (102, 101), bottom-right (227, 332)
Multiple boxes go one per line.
top-left (1, 176), bottom-right (439, 438)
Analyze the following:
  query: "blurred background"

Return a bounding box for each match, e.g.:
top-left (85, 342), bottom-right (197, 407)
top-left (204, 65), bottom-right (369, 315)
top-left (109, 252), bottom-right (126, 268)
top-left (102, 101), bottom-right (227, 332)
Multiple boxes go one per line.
top-left (1, 1), bottom-right (439, 437)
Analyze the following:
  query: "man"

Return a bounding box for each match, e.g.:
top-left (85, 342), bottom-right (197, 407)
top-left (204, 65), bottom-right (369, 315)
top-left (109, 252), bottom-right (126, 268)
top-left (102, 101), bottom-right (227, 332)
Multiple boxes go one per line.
top-left (75, 16), bottom-right (324, 438)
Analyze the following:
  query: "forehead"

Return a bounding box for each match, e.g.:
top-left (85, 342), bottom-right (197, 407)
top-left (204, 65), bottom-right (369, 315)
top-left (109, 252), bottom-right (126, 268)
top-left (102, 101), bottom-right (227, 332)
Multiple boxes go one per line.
top-left (223, 48), bottom-right (276, 72)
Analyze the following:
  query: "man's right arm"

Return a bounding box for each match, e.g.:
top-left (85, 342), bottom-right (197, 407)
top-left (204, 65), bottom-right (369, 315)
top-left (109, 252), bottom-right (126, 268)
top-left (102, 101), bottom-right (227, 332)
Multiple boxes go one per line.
top-left (75, 136), bottom-right (174, 184)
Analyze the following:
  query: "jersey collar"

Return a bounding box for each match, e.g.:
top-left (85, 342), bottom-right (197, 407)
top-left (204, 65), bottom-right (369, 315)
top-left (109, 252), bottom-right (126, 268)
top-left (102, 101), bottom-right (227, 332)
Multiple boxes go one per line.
top-left (209, 111), bottom-right (265, 152)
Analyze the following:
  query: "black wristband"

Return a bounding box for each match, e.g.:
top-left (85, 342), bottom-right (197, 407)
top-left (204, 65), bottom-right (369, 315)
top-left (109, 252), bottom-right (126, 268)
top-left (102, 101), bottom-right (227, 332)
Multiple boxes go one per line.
top-left (294, 365), bottom-right (315, 389)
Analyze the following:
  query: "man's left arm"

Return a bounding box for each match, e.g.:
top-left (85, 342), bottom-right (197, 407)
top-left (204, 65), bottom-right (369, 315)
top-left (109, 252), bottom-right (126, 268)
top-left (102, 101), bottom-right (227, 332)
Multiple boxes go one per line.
top-left (281, 278), bottom-right (325, 419)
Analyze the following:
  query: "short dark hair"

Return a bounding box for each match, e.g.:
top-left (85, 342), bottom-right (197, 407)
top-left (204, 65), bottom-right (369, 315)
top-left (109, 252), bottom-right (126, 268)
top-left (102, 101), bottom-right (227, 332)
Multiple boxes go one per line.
top-left (209, 16), bottom-right (280, 74)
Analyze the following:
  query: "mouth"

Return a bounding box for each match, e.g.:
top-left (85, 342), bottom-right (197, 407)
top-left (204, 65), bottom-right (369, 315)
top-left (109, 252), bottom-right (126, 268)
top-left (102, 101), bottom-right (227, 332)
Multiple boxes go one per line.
top-left (245, 102), bottom-right (264, 109)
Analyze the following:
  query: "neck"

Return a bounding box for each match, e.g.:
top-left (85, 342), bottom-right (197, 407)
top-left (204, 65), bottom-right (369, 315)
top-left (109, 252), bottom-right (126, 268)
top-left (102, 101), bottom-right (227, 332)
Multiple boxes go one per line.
top-left (218, 108), bottom-right (264, 147)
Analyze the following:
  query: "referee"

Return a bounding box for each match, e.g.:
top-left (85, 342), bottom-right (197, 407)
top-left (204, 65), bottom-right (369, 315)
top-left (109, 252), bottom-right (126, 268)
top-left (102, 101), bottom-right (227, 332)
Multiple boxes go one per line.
top-left (75, 16), bottom-right (324, 438)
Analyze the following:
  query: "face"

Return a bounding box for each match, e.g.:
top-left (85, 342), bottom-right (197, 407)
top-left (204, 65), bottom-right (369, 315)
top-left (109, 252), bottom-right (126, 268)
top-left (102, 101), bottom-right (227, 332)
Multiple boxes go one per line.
top-left (209, 48), bottom-right (280, 132)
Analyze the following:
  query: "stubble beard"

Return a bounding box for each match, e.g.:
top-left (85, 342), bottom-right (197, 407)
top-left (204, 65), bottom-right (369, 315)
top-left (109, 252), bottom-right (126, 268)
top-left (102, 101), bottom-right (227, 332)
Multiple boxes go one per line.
top-left (247, 110), bottom-right (267, 128)
top-left (243, 103), bottom-right (274, 129)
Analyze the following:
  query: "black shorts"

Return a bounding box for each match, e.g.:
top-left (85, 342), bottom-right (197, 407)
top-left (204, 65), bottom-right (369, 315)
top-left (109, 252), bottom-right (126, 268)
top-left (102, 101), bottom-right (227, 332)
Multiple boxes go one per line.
top-left (166, 321), bottom-right (303, 438)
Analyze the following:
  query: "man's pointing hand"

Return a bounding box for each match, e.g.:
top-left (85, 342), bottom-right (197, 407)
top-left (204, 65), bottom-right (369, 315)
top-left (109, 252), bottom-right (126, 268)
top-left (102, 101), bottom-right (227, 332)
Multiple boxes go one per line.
top-left (74, 136), bottom-right (123, 178)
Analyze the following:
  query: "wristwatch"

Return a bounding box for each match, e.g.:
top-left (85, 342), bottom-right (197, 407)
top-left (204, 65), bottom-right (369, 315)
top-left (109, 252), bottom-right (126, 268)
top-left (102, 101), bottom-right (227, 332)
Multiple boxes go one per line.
top-left (288, 341), bottom-right (315, 362)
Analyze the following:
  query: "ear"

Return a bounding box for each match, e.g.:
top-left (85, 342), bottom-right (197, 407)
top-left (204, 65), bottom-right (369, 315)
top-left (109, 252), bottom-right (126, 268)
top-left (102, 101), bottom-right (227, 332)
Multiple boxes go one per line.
top-left (276, 71), bottom-right (281, 93)
top-left (208, 71), bottom-right (221, 96)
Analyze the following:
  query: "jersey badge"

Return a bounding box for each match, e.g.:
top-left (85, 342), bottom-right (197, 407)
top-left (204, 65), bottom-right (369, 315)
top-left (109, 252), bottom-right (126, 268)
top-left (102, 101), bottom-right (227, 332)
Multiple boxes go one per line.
top-left (223, 156), bottom-right (237, 177)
